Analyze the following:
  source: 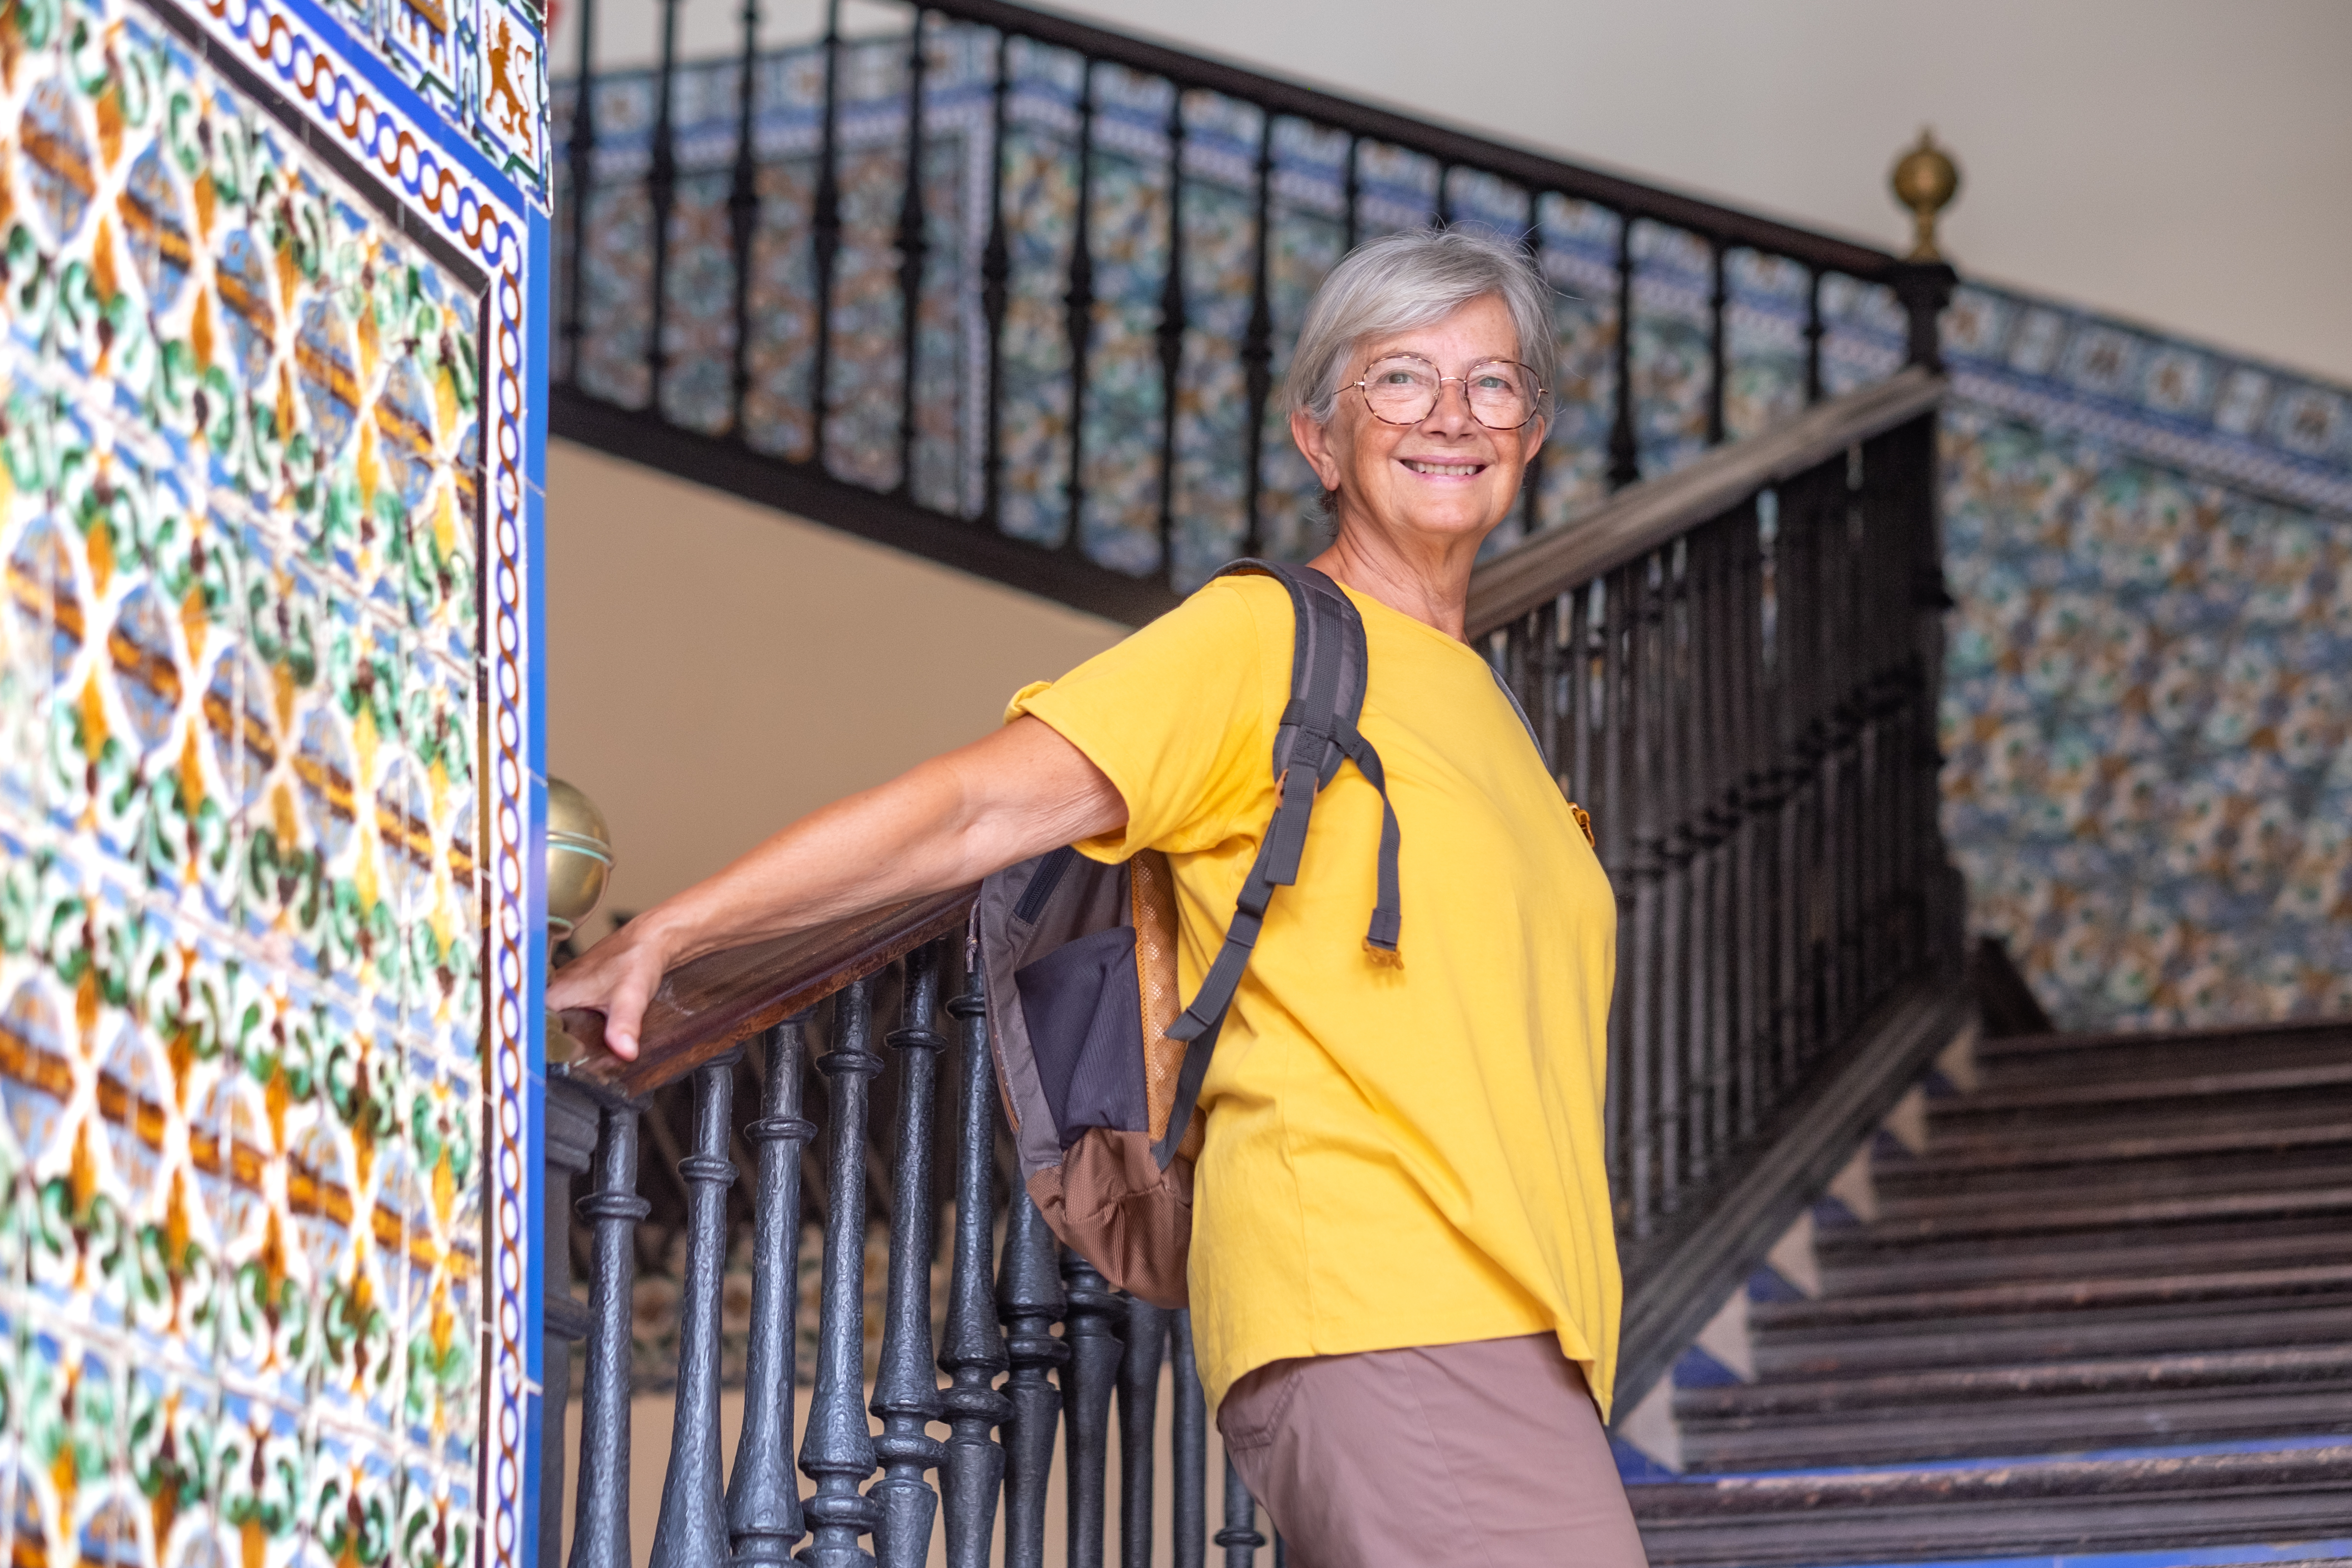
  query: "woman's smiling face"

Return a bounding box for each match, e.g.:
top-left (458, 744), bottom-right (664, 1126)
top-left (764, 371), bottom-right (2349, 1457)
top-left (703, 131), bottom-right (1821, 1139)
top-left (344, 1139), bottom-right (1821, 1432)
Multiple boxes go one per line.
top-left (1292, 292), bottom-right (1544, 555)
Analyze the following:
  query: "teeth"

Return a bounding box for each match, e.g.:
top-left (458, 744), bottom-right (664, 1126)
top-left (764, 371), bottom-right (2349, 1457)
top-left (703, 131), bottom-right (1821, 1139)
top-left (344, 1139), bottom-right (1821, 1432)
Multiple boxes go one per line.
top-left (1404, 460), bottom-right (1481, 476)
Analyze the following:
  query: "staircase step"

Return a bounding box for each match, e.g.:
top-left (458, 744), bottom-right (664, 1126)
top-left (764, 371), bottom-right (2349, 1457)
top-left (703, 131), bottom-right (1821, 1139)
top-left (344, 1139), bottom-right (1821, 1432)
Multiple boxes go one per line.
top-left (1750, 1264), bottom-right (2352, 1332)
top-left (1631, 1444), bottom-right (2352, 1567)
top-left (1893, 1112), bottom-right (2352, 1177)
top-left (1928, 1083), bottom-right (2352, 1143)
top-left (1877, 1140), bottom-right (2352, 1213)
top-left (1680, 1343), bottom-right (2352, 1420)
top-left (1678, 1377), bottom-right (2352, 1469)
top-left (1817, 1218), bottom-right (2352, 1295)
top-left (1979, 1025), bottom-right (2352, 1090)
top-left (1958, 1054), bottom-right (2352, 1114)
top-left (1753, 1302), bottom-right (2352, 1379)
top-left (1973, 1014), bottom-right (2352, 1065)
top-left (1847, 1182), bottom-right (2352, 1245)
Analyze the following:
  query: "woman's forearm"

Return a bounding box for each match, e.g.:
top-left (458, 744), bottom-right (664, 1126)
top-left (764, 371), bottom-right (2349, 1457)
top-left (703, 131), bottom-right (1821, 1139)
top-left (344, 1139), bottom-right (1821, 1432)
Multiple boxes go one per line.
top-left (548, 715), bottom-right (1123, 1057)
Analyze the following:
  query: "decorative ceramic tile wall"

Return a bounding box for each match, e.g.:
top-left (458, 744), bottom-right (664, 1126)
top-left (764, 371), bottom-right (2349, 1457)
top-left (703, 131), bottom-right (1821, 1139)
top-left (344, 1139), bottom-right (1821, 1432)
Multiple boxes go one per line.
top-left (1932, 284), bottom-right (2352, 1031)
top-left (0, 0), bottom-right (543, 1561)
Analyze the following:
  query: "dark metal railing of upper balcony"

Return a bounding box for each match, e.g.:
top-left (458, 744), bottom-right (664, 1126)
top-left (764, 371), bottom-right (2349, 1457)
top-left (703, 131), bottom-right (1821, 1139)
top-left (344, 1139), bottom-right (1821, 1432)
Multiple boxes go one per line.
top-left (538, 366), bottom-right (1972, 1568)
top-left (550, 0), bottom-right (1956, 623)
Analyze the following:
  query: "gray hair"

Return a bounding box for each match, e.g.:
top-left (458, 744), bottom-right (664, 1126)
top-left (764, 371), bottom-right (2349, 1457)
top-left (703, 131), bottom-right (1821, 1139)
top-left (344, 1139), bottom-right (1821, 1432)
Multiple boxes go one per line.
top-left (1286, 228), bottom-right (1557, 430)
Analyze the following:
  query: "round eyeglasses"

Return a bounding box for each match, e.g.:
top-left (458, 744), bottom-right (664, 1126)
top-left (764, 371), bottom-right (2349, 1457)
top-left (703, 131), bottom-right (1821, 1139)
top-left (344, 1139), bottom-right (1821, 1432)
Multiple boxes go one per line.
top-left (1348, 354), bottom-right (1544, 430)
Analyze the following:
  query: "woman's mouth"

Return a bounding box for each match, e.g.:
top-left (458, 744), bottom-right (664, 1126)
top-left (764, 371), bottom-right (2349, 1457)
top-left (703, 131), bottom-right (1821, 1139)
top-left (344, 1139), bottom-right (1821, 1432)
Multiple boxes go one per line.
top-left (1400, 459), bottom-right (1485, 478)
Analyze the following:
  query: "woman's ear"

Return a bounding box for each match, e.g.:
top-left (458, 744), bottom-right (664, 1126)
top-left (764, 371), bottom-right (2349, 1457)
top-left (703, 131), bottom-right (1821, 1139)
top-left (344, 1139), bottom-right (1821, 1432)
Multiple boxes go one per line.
top-left (1291, 407), bottom-right (1343, 492)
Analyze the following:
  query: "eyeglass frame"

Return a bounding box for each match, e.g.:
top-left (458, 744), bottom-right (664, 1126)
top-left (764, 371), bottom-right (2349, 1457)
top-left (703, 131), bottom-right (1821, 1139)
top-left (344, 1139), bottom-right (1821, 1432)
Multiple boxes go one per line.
top-left (1344, 352), bottom-right (1548, 431)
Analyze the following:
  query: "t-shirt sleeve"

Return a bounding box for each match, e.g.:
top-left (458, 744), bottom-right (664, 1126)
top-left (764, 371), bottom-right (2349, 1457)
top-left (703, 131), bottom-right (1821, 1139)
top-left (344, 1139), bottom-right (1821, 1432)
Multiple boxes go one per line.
top-left (1007, 578), bottom-right (1278, 864)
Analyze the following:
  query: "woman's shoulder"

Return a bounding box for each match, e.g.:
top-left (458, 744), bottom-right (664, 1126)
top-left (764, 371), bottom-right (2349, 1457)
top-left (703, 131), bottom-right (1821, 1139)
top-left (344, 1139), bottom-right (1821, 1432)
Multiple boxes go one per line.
top-left (1125, 570), bottom-right (1293, 661)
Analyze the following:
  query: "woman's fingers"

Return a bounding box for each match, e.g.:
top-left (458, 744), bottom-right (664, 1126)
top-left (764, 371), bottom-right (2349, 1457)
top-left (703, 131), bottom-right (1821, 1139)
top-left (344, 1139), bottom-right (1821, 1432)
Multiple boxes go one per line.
top-left (546, 928), bottom-right (667, 1061)
top-left (598, 963), bottom-right (657, 1060)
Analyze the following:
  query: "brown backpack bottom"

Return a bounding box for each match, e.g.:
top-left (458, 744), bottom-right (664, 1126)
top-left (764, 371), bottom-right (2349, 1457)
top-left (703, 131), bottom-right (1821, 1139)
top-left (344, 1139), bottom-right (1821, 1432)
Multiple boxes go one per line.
top-left (1028, 1127), bottom-right (1196, 1310)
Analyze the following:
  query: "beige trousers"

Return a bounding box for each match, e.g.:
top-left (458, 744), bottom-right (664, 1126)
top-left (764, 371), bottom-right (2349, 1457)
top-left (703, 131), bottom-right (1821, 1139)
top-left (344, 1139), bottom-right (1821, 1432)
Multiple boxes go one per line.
top-left (1216, 1333), bottom-right (1650, 1568)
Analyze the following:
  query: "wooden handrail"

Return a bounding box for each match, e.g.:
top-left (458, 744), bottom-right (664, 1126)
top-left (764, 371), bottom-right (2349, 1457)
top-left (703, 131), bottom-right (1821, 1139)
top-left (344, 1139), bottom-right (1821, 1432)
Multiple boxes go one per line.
top-left (556, 885), bottom-right (978, 1099)
top-left (1466, 366), bottom-right (1947, 638)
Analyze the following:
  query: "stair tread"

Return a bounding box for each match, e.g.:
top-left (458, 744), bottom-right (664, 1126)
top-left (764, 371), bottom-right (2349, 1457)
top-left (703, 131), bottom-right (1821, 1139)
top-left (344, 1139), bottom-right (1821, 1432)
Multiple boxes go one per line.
top-left (1820, 1225), bottom-right (2352, 1293)
top-left (1879, 1147), bottom-right (2352, 1211)
top-left (1750, 1263), bottom-right (2352, 1329)
top-left (1755, 1304), bottom-right (2352, 1377)
top-left (1972, 1015), bottom-right (2352, 1062)
top-left (1678, 1343), bottom-right (2352, 1420)
top-left (1682, 1389), bottom-right (2352, 1468)
top-left (1632, 1445), bottom-right (2352, 1567)
top-left (1845, 1183), bottom-right (2352, 1244)
top-left (1893, 1115), bottom-right (2352, 1174)
top-left (1953, 1057), bottom-right (2352, 1113)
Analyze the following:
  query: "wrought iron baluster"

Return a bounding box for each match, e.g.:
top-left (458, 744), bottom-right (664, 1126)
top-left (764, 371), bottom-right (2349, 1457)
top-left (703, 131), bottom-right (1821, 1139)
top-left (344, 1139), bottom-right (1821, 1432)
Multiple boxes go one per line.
top-left (810, 0), bottom-right (845, 471)
top-left (1216, 1454), bottom-right (1264, 1568)
top-left (1170, 1313), bottom-right (1208, 1568)
top-left (726, 0), bottom-right (761, 436)
top-left (728, 1021), bottom-right (815, 1568)
top-left (998, 1188), bottom-right (1068, 1568)
top-left (560, 0), bottom-right (598, 387)
top-left (1706, 238), bottom-right (1728, 445)
top-left (1061, 1252), bottom-right (1124, 1568)
top-left (1728, 505), bottom-right (1766, 1137)
top-left (1700, 522), bottom-right (1737, 1159)
top-left (1117, 1302), bottom-right (1171, 1568)
top-left (1600, 568), bottom-right (1634, 1211)
top-left (644, 0), bottom-right (684, 412)
top-left (1340, 134), bottom-right (1360, 253)
top-left (1655, 546), bottom-right (1688, 1210)
top-left (979, 32), bottom-right (1014, 526)
top-left (1607, 215), bottom-right (1640, 490)
top-left (650, 1052), bottom-right (742, 1568)
top-left (1063, 60), bottom-right (1100, 557)
top-left (1803, 266), bottom-right (1824, 405)
top-left (800, 979), bottom-right (884, 1568)
top-left (1537, 596), bottom-right (1562, 780)
top-left (1626, 556), bottom-right (1662, 1237)
top-left (1519, 208), bottom-right (1548, 539)
top-left (894, 10), bottom-right (932, 497)
top-left (539, 1084), bottom-right (598, 1568)
top-left (1154, 87), bottom-right (1188, 573)
top-left (1239, 110), bottom-right (1276, 557)
top-left (872, 946), bottom-right (949, 1568)
top-left (568, 1102), bottom-right (648, 1568)
top-left (939, 941), bottom-right (1011, 1568)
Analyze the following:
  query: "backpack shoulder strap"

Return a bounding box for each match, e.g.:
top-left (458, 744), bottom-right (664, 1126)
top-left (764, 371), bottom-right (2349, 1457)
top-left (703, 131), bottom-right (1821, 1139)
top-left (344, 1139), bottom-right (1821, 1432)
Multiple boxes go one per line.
top-left (1153, 560), bottom-right (1405, 1163)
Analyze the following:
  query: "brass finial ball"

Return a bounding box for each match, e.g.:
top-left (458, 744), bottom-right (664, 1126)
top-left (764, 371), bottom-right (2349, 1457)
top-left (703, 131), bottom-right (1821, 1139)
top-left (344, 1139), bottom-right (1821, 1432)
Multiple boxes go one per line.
top-left (546, 777), bottom-right (615, 941)
top-left (1890, 128), bottom-right (1961, 263)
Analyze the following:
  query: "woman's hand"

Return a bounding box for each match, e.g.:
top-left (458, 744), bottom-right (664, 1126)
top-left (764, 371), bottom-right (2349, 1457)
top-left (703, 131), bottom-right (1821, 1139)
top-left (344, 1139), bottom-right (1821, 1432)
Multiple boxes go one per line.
top-left (546, 715), bottom-right (1125, 1059)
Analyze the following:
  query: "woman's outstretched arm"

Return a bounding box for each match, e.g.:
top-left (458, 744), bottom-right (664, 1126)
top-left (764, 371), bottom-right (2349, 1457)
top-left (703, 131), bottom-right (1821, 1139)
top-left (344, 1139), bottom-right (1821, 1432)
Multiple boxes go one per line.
top-left (545, 714), bottom-right (1124, 1059)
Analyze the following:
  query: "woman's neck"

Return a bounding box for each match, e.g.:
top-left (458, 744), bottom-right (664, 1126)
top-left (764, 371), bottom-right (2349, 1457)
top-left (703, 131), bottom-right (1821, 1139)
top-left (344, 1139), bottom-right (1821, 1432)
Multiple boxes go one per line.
top-left (1306, 521), bottom-right (1481, 641)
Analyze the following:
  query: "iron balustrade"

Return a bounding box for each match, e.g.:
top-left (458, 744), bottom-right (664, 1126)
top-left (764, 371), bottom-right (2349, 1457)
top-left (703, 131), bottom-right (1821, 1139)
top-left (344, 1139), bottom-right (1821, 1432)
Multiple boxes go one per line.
top-left (538, 368), bottom-right (1967, 1566)
top-left (549, 0), bottom-right (1955, 625)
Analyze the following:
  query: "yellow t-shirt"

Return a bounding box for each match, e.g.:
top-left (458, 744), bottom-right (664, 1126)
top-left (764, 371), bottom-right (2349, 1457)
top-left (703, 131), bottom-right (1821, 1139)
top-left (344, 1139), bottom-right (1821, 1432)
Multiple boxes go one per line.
top-left (1007, 573), bottom-right (1622, 1415)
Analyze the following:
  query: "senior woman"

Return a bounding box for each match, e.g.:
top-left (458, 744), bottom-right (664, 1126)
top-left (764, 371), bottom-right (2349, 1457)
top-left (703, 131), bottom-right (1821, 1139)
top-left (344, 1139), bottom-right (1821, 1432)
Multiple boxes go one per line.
top-left (548, 228), bottom-right (1644, 1566)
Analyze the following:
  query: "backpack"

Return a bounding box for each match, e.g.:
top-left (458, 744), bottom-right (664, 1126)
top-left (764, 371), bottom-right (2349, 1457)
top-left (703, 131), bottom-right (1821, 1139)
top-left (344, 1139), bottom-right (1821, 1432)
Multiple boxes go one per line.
top-left (976, 560), bottom-right (1401, 1308)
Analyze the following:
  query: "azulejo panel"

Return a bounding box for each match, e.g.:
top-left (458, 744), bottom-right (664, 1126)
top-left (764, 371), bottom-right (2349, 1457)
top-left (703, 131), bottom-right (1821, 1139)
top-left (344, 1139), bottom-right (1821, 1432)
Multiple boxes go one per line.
top-left (0, 0), bottom-right (517, 1563)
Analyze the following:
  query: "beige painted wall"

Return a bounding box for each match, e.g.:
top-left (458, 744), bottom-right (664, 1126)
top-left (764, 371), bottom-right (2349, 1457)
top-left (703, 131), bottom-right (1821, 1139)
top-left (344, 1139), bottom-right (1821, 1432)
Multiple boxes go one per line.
top-left (553, 0), bottom-right (2352, 384)
top-left (545, 440), bottom-right (1121, 936)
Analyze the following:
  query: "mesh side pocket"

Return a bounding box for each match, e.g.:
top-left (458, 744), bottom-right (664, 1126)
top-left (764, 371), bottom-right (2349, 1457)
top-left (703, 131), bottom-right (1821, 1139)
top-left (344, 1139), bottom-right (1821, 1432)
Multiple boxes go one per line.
top-left (1014, 925), bottom-right (1149, 1147)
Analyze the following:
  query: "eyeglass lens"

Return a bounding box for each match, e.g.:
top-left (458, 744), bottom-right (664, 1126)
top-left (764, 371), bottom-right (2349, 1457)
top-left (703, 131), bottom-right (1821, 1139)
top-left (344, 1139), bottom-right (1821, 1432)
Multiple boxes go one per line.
top-left (1359, 356), bottom-right (1537, 428)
